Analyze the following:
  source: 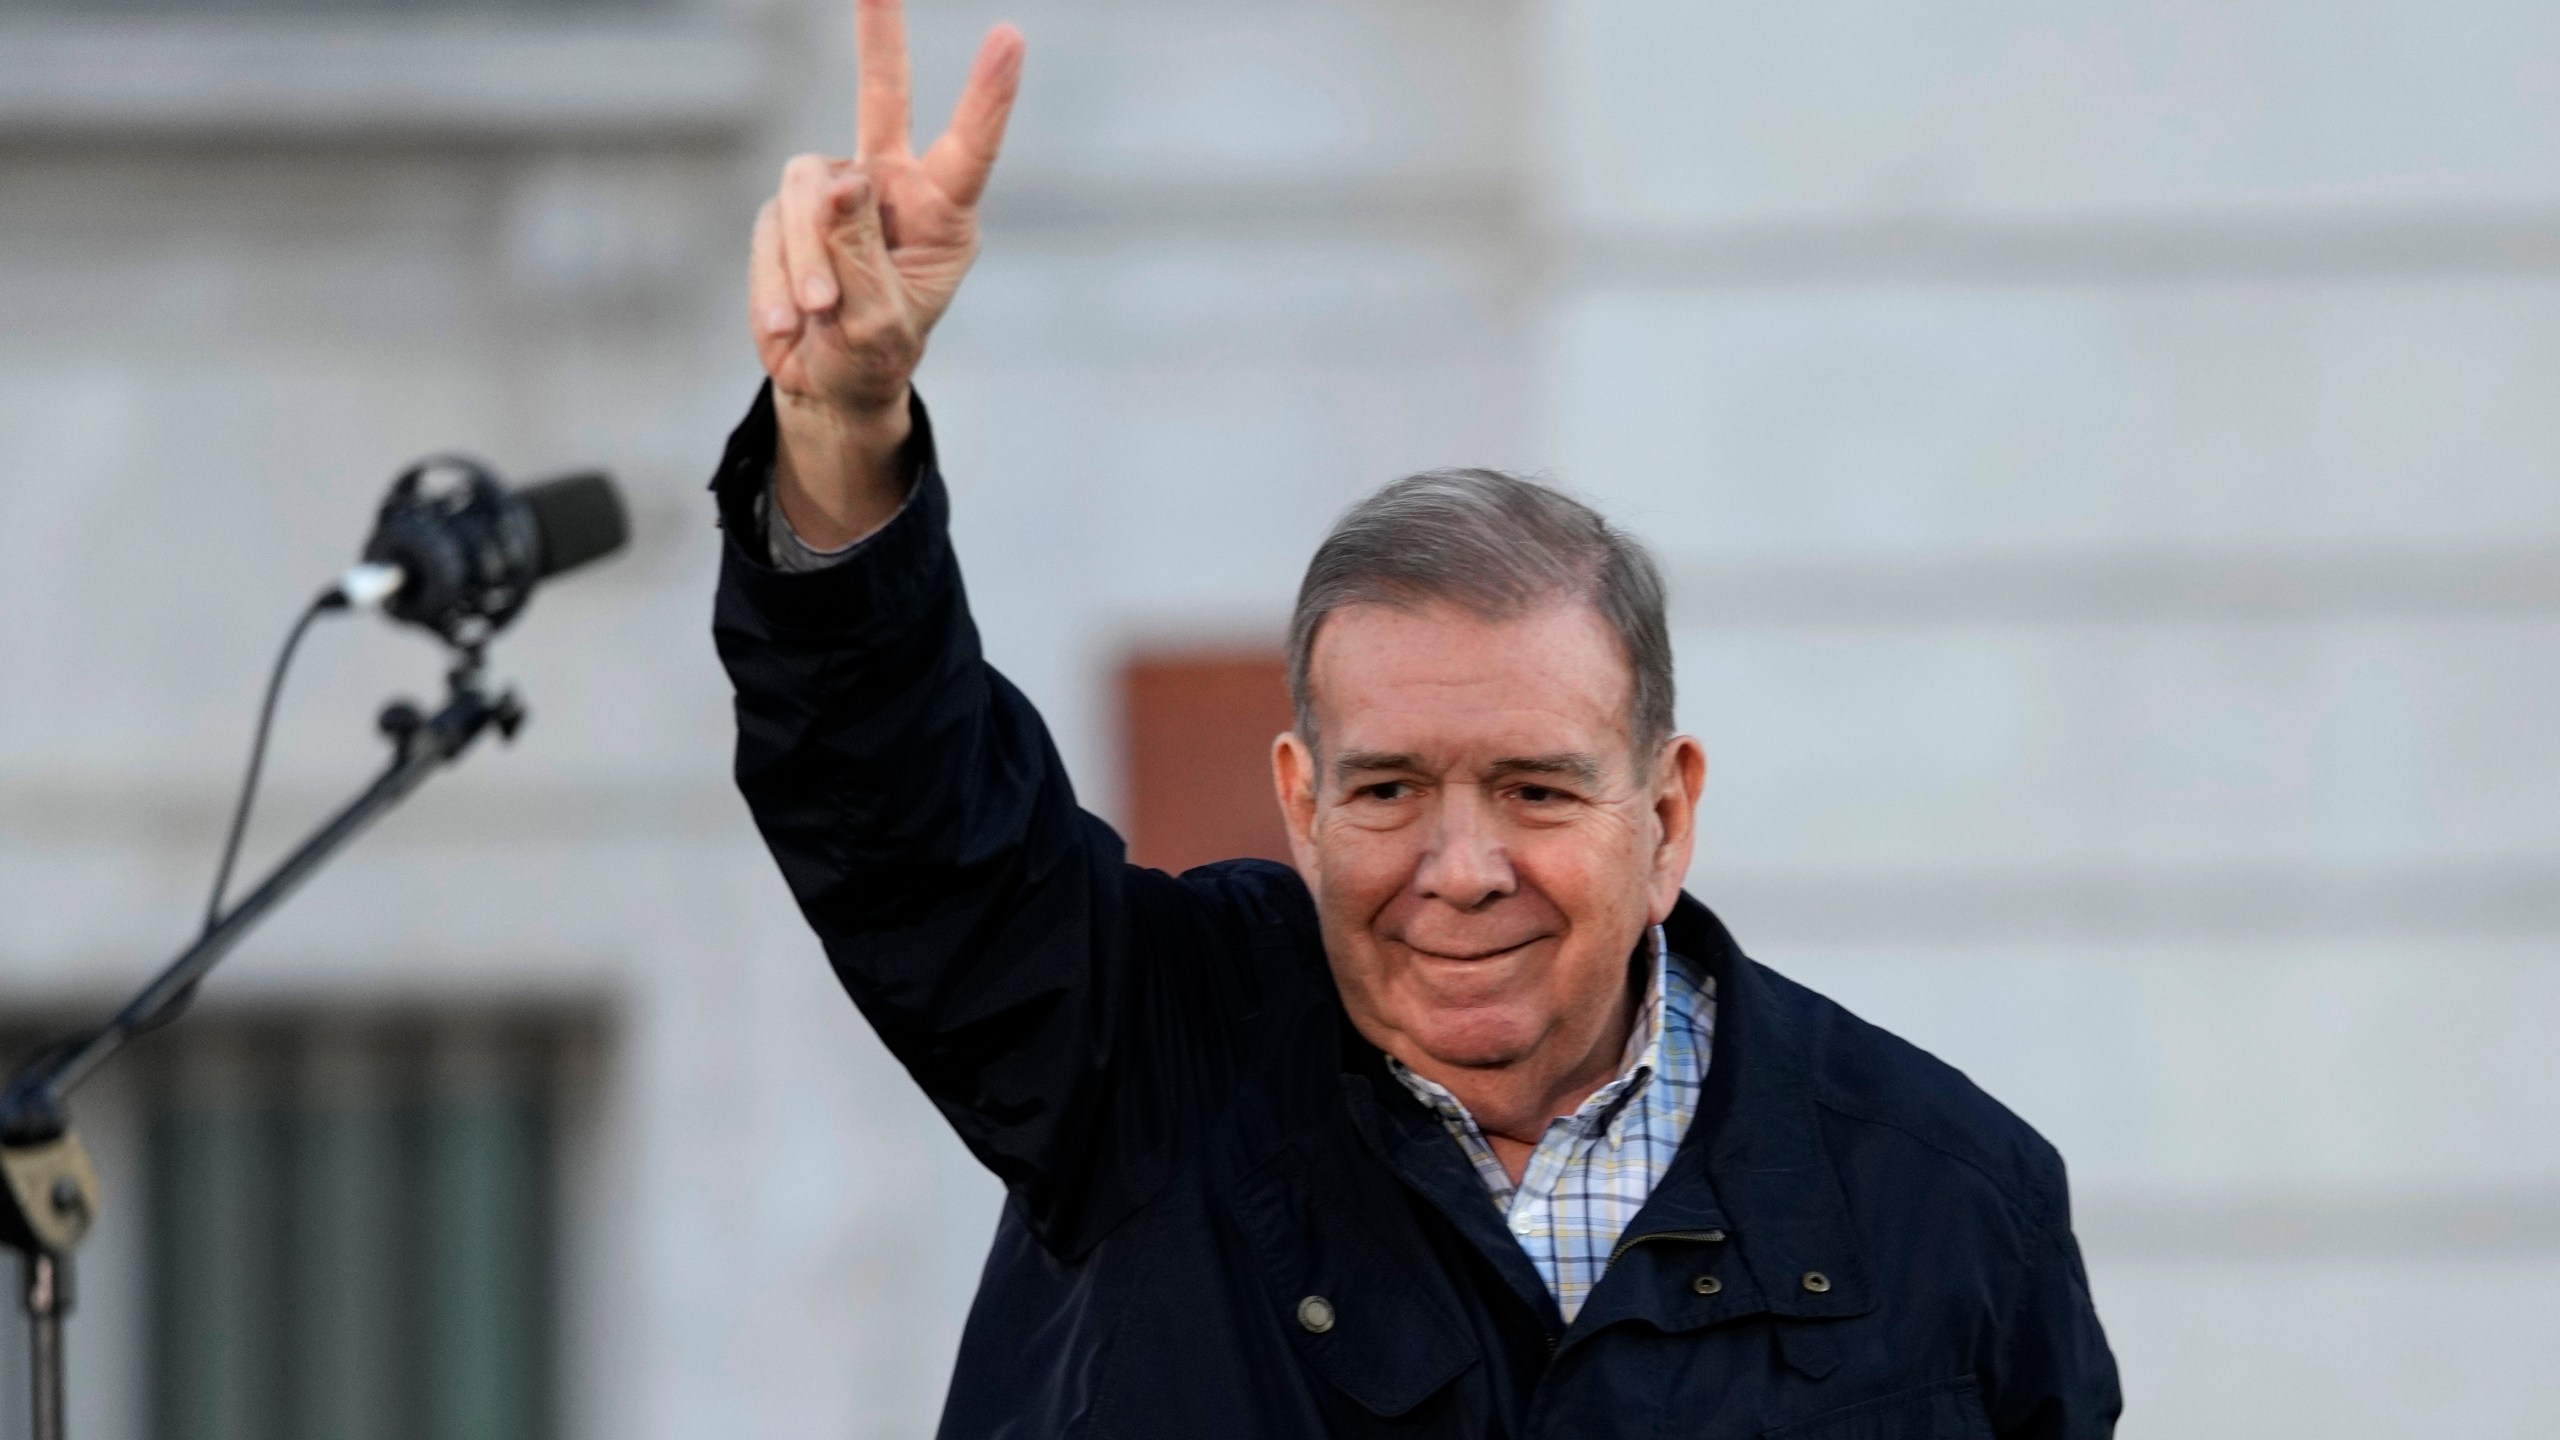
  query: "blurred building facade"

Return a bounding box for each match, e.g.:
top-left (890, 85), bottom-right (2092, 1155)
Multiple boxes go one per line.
top-left (2, 1), bottom-right (2556, 1436)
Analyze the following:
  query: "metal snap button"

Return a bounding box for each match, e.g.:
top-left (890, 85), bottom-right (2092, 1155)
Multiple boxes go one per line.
top-left (1801, 1271), bottom-right (1832, 1294)
top-left (1297, 1295), bottom-right (1336, 1334)
top-left (1691, 1274), bottom-right (1722, 1295)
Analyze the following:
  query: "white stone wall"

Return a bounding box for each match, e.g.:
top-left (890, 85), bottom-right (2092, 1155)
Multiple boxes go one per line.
top-left (1544, 2), bottom-right (2560, 1434)
top-left (0, 1), bottom-right (2552, 1436)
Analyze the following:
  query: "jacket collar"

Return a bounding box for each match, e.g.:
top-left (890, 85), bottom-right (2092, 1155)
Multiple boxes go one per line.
top-left (1665, 894), bottom-right (1872, 1322)
top-left (1544, 898), bottom-right (1870, 1382)
top-left (1346, 1034), bottom-right (1570, 1337)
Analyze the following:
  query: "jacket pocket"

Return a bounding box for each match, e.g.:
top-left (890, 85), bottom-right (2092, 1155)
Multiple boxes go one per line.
top-left (1224, 1139), bottom-right (1477, 1418)
top-left (1759, 1375), bottom-right (1994, 1440)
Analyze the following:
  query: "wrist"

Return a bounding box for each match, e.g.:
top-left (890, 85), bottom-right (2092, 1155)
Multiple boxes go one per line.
top-left (772, 387), bottom-right (915, 550)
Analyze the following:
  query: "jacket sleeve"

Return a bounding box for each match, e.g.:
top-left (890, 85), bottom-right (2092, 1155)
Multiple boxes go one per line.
top-left (1989, 1165), bottom-right (2123, 1439)
top-left (708, 385), bottom-right (1305, 1257)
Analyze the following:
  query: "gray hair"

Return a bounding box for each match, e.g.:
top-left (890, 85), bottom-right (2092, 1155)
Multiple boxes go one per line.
top-left (1286, 468), bottom-right (1675, 766)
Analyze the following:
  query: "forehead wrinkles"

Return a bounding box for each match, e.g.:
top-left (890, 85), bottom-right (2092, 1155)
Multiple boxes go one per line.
top-left (1310, 616), bottom-right (1633, 775)
top-left (1313, 598), bottom-right (1629, 703)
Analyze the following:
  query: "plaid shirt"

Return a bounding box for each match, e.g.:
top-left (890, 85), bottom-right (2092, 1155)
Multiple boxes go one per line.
top-left (1388, 929), bottom-right (1714, 1323)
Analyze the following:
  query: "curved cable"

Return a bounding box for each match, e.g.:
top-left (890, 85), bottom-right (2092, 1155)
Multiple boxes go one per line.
top-left (202, 591), bottom-right (340, 936)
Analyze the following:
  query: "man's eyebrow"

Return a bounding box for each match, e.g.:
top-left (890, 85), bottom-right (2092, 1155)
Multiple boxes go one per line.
top-left (1331, 750), bottom-right (1420, 781)
top-left (1327, 751), bottom-right (1605, 786)
top-left (1485, 753), bottom-right (1603, 786)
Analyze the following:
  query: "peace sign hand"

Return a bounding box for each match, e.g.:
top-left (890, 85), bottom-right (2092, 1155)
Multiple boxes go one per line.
top-left (754, 0), bottom-right (1024, 548)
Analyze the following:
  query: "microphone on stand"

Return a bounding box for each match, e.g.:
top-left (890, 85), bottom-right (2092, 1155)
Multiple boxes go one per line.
top-left (331, 458), bottom-right (628, 648)
top-left (4, 448), bottom-right (628, 1440)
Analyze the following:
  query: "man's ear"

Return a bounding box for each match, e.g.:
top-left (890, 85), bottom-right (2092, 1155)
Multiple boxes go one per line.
top-left (1272, 730), bottom-right (1323, 881)
top-left (1647, 735), bottom-right (1708, 924)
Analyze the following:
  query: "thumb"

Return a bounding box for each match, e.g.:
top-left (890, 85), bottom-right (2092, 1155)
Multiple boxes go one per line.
top-left (827, 170), bottom-right (898, 310)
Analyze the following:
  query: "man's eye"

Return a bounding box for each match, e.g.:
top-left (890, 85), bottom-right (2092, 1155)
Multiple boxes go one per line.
top-left (1358, 781), bottom-right (1408, 802)
top-left (1514, 785), bottom-right (1560, 803)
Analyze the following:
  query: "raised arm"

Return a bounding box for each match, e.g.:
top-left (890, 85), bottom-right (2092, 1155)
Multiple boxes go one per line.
top-left (749, 0), bottom-right (1022, 547)
top-left (717, 2), bottom-right (1317, 1260)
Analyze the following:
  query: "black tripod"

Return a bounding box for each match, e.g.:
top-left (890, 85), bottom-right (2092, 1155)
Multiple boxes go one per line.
top-left (0, 656), bottom-right (525, 1440)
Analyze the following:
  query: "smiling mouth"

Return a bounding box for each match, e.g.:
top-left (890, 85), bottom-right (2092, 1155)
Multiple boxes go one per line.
top-left (1405, 938), bottom-right (1545, 964)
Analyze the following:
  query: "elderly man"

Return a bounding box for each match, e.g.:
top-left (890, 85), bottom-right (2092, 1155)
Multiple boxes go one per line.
top-left (711, 4), bottom-right (2120, 1436)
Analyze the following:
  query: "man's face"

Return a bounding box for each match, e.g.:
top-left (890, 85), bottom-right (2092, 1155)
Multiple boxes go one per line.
top-left (1273, 597), bottom-right (1706, 1081)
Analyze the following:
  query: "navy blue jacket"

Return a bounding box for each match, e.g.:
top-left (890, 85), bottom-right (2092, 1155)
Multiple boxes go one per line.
top-left (711, 389), bottom-right (2121, 1438)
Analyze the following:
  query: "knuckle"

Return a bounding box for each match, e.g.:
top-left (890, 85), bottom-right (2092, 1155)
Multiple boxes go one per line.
top-left (839, 312), bottom-right (918, 362)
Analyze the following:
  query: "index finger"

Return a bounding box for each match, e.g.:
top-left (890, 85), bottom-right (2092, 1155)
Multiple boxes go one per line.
top-left (855, 0), bottom-right (912, 159)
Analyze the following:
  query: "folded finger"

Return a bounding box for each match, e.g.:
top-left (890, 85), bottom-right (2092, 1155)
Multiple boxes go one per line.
top-left (749, 200), bottom-right (797, 339)
top-left (777, 155), bottom-right (846, 312)
top-left (923, 24), bottom-right (1024, 207)
top-left (827, 170), bottom-right (894, 309)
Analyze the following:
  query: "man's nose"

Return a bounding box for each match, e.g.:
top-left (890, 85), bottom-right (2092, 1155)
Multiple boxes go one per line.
top-left (1414, 786), bottom-right (1515, 910)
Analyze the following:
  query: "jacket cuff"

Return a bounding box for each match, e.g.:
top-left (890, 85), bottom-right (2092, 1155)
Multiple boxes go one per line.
top-left (710, 382), bottom-right (952, 637)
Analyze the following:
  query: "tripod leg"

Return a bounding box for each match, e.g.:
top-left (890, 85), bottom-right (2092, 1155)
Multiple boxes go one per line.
top-left (21, 1249), bottom-right (69, 1440)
